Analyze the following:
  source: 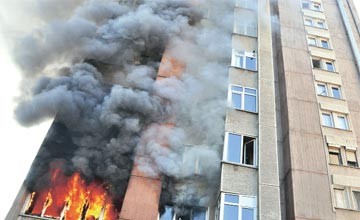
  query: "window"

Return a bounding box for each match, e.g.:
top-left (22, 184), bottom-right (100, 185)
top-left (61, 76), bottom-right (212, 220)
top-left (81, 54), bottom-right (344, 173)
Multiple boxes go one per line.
top-left (160, 206), bottom-right (207, 220)
top-left (302, 1), bottom-right (310, 9)
top-left (313, 3), bottom-right (321, 11)
top-left (329, 147), bottom-right (342, 165)
top-left (353, 191), bottom-right (360, 210)
top-left (326, 61), bottom-right (335, 72)
top-left (229, 85), bottom-right (257, 112)
top-left (317, 21), bottom-right (325, 28)
top-left (346, 150), bottom-right (358, 167)
top-left (224, 133), bottom-right (256, 166)
top-left (334, 189), bottom-right (349, 208)
top-left (317, 84), bottom-right (328, 96)
top-left (331, 86), bottom-right (341, 99)
top-left (308, 37), bottom-right (316, 46)
top-left (322, 113), bottom-right (334, 127)
top-left (337, 116), bottom-right (348, 130)
top-left (312, 59), bottom-right (321, 68)
top-left (221, 194), bottom-right (256, 220)
top-left (232, 51), bottom-right (257, 71)
top-left (321, 39), bottom-right (330, 49)
top-left (304, 18), bottom-right (313, 26)
top-left (236, 0), bottom-right (257, 10)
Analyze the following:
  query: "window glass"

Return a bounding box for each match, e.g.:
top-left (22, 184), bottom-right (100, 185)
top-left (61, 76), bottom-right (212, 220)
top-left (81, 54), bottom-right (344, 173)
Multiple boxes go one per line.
top-left (337, 116), bottom-right (348, 130)
top-left (334, 189), bottom-right (347, 208)
top-left (331, 87), bottom-right (341, 99)
top-left (193, 208), bottom-right (207, 220)
top-left (317, 84), bottom-right (327, 96)
top-left (246, 56), bottom-right (257, 71)
top-left (329, 148), bottom-right (342, 165)
top-left (322, 113), bottom-right (333, 127)
top-left (242, 208), bottom-right (254, 220)
top-left (224, 204), bottom-right (239, 220)
top-left (308, 37), bottom-right (316, 46)
top-left (317, 21), bottom-right (325, 28)
top-left (245, 88), bottom-right (256, 95)
top-left (326, 62), bottom-right (335, 71)
top-left (231, 93), bottom-right (242, 109)
top-left (225, 194), bottom-right (239, 203)
top-left (353, 192), bottom-right (360, 210)
top-left (313, 3), bottom-right (321, 11)
top-left (227, 133), bottom-right (241, 163)
top-left (312, 59), bottom-right (321, 68)
top-left (302, 1), bottom-right (310, 9)
top-left (321, 40), bottom-right (329, 48)
top-left (305, 19), bottom-right (313, 26)
top-left (232, 85), bottom-right (243, 92)
top-left (346, 150), bottom-right (358, 167)
top-left (244, 94), bottom-right (256, 112)
top-left (235, 54), bottom-right (244, 68)
top-left (160, 206), bottom-right (174, 220)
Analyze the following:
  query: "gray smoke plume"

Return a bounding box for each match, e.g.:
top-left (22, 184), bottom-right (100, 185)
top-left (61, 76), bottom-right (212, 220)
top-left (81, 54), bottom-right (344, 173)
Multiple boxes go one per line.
top-left (10, 0), bottom-right (234, 215)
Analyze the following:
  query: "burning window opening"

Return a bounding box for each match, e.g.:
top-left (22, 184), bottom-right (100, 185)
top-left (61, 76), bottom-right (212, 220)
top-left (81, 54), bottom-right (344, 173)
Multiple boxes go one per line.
top-left (22, 169), bottom-right (119, 220)
top-left (159, 205), bottom-right (208, 220)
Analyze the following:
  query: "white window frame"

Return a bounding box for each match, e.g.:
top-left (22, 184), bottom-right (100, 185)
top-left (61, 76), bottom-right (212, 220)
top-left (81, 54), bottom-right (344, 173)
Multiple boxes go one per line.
top-left (223, 132), bottom-right (257, 167)
top-left (316, 83), bottom-right (328, 96)
top-left (337, 115), bottom-right (349, 130)
top-left (316, 82), bottom-right (342, 99)
top-left (334, 187), bottom-right (350, 209)
top-left (321, 112), bottom-right (350, 130)
top-left (232, 50), bottom-right (257, 71)
top-left (304, 16), bottom-right (326, 29)
top-left (352, 191), bottom-right (360, 210)
top-left (322, 112), bottom-right (334, 127)
top-left (312, 57), bottom-right (336, 72)
top-left (302, 1), bottom-right (322, 11)
top-left (307, 36), bottom-right (317, 46)
top-left (330, 86), bottom-right (342, 99)
top-left (219, 193), bottom-right (257, 220)
top-left (325, 61), bottom-right (335, 72)
top-left (320, 38), bottom-right (330, 49)
top-left (228, 85), bottom-right (258, 113)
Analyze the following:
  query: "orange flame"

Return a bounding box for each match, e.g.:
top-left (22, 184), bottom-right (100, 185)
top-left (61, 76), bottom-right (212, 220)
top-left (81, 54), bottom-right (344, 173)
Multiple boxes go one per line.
top-left (26, 169), bottom-right (118, 220)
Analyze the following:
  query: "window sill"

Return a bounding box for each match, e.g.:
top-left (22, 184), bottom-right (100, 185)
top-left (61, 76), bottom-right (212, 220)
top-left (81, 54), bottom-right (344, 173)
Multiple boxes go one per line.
top-left (304, 24), bottom-right (328, 31)
top-left (309, 44), bottom-right (332, 51)
top-left (230, 107), bottom-right (258, 115)
top-left (230, 65), bottom-right (258, 73)
top-left (317, 94), bottom-right (345, 101)
top-left (313, 68), bottom-right (339, 74)
top-left (232, 32), bottom-right (257, 39)
top-left (335, 207), bottom-right (360, 213)
top-left (322, 125), bottom-right (352, 132)
top-left (302, 8), bottom-right (323, 13)
top-left (221, 160), bottom-right (258, 169)
top-left (329, 163), bottom-right (360, 169)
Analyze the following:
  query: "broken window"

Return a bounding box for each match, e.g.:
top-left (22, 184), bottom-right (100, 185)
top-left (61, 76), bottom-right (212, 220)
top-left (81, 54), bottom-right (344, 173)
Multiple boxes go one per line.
top-left (159, 206), bottom-right (207, 220)
top-left (232, 50), bottom-right (257, 71)
top-left (329, 147), bottom-right (342, 165)
top-left (222, 193), bottom-right (256, 220)
top-left (224, 133), bottom-right (256, 166)
top-left (346, 150), bottom-right (358, 167)
top-left (230, 85), bottom-right (257, 113)
top-left (312, 59), bottom-right (321, 69)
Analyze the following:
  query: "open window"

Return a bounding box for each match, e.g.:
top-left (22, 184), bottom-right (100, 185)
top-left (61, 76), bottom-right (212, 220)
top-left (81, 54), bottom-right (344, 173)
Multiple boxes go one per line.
top-left (334, 188), bottom-right (349, 209)
top-left (232, 50), bottom-right (257, 71)
top-left (224, 133), bottom-right (257, 166)
top-left (159, 206), bottom-right (207, 220)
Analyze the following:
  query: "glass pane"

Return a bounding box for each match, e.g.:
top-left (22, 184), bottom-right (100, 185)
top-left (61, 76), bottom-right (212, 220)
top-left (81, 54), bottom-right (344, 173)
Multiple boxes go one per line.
top-left (317, 84), bottom-right (327, 96)
top-left (308, 38), bottom-right (316, 45)
top-left (313, 4), bottom-right (321, 11)
top-left (353, 192), bottom-right (360, 210)
top-left (242, 208), bottom-right (254, 220)
top-left (245, 88), bottom-right (256, 95)
top-left (317, 21), bottom-right (325, 28)
top-left (305, 19), bottom-right (312, 26)
top-left (235, 55), bottom-right (244, 68)
top-left (321, 40), bottom-right (329, 48)
top-left (160, 206), bottom-right (174, 220)
top-left (193, 208), bottom-right (207, 220)
top-left (231, 93), bottom-right (242, 109)
top-left (246, 56), bottom-right (257, 71)
top-left (332, 87), bottom-right (341, 99)
top-left (337, 116), bottom-right (348, 130)
top-left (326, 62), bottom-right (335, 71)
top-left (232, 86), bottom-right (243, 92)
top-left (225, 194), bottom-right (239, 203)
top-left (322, 114), bottom-right (333, 127)
top-left (334, 189), bottom-right (346, 208)
top-left (244, 94), bottom-right (256, 112)
top-left (302, 2), bottom-right (310, 9)
top-left (224, 205), bottom-right (239, 220)
top-left (227, 134), bottom-right (241, 163)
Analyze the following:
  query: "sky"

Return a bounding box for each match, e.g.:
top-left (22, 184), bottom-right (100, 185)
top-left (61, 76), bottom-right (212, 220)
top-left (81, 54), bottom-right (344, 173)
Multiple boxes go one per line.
top-left (0, 1), bottom-right (360, 219)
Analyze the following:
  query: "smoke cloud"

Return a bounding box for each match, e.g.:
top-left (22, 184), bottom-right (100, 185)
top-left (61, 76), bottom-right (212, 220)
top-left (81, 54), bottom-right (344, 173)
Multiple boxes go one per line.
top-left (10, 0), bottom-right (234, 215)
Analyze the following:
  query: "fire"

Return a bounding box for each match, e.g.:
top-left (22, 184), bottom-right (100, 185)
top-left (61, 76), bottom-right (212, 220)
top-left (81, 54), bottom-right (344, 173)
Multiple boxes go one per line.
top-left (25, 169), bottom-right (118, 220)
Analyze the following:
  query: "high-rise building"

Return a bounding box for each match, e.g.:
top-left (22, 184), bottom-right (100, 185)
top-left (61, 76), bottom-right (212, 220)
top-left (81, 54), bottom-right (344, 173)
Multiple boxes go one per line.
top-left (5, 0), bottom-right (360, 219)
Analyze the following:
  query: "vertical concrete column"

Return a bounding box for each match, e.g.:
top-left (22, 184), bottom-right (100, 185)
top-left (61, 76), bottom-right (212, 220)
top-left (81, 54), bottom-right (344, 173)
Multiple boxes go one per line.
top-left (257, 0), bottom-right (281, 219)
